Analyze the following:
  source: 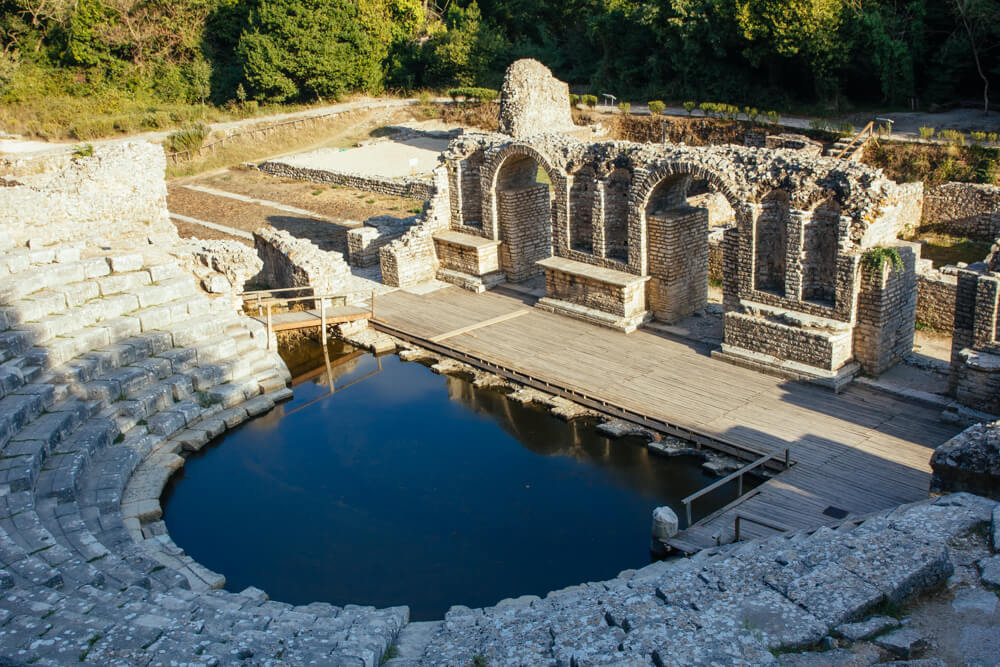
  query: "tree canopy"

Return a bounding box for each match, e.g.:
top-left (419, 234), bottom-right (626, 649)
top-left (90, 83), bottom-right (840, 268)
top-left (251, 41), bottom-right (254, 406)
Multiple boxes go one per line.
top-left (0, 0), bottom-right (998, 111)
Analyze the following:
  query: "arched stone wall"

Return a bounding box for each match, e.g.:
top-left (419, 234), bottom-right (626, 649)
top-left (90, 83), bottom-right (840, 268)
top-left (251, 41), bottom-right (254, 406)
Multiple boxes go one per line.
top-left (484, 145), bottom-right (566, 282)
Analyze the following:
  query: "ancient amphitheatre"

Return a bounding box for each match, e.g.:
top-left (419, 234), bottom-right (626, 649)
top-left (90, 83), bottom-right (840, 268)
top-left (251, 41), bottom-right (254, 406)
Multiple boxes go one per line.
top-left (0, 58), bottom-right (998, 666)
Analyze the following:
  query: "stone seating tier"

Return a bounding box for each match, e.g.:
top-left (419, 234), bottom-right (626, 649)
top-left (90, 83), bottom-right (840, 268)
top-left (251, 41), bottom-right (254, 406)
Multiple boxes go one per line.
top-left (0, 238), bottom-right (407, 665)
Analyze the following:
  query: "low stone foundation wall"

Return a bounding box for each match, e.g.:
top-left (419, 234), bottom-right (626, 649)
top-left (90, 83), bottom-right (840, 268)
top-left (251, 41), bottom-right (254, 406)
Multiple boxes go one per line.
top-left (539, 257), bottom-right (647, 319)
top-left (724, 310), bottom-right (852, 371)
top-left (347, 215), bottom-right (418, 267)
top-left (381, 230), bottom-right (439, 287)
top-left (923, 182), bottom-right (1000, 241)
top-left (258, 160), bottom-right (434, 200)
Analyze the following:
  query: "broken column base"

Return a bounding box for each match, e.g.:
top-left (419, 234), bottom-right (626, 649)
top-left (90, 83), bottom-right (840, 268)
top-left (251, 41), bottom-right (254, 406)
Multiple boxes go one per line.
top-left (712, 344), bottom-right (860, 392)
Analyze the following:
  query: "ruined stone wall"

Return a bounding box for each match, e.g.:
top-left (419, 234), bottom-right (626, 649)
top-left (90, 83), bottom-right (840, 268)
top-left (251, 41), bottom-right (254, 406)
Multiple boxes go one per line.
top-left (434, 238), bottom-right (500, 276)
top-left (497, 59), bottom-right (575, 139)
top-left (379, 165), bottom-right (451, 288)
top-left (724, 311), bottom-right (852, 370)
top-left (346, 215), bottom-right (417, 268)
top-left (950, 267), bottom-right (1000, 413)
top-left (253, 226), bottom-right (353, 299)
top-left (568, 169), bottom-right (596, 252)
top-left (916, 268), bottom-right (958, 331)
top-left (707, 228), bottom-right (727, 283)
top-left (497, 185), bottom-right (550, 282)
top-left (602, 174), bottom-right (631, 263)
top-left (800, 203), bottom-right (840, 303)
top-left (923, 182), bottom-right (1000, 241)
top-left (0, 143), bottom-right (175, 247)
top-left (860, 182), bottom-right (924, 247)
top-left (541, 266), bottom-right (644, 317)
top-left (257, 161), bottom-right (434, 200)
top-left (853, 244), bottom-right (919, 375)
top-left (689, 191), bottom-right (736, 227)
top-left (647, 208), bottom-right (709, 323)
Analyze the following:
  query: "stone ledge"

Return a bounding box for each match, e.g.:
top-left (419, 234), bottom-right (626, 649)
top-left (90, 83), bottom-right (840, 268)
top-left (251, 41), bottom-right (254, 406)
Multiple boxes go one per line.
top-left (535, 297), bottom-right (651, 334)
top-left (436, 268), bottom-right (505, 293)
top-left (713, 343), bottom-right (860, 391)
top-left (433, 230), bottom-right (502, 249)
top-left (536, 256), bottom-right (648, 288)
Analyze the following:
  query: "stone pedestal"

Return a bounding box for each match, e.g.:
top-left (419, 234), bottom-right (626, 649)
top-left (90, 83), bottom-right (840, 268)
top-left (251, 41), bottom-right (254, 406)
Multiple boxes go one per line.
top-left (433, 230), bottom-right (504, 293)
top-left (535, 256), bottom-right (650, 333)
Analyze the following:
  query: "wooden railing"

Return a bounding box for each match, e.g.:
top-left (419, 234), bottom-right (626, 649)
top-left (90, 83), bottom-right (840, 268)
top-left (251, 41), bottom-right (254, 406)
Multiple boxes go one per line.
top-left (834, 120), bottom-right (876, 160)
top-left (239, 287), bottom-right (376, 349)
top-left (680, 447), bottom-right (791, 527)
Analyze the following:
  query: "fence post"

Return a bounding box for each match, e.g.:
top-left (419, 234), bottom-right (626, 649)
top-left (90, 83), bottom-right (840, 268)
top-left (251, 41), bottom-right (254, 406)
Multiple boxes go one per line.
top-left (321, 298), bottom-right (327, 346)
top-left (266, 304), bottom-right (273, 351)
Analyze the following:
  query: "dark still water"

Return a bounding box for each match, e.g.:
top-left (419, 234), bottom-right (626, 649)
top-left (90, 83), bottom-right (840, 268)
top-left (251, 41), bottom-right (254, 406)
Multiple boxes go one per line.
top-left (163, 340), bottom-right (751, 620)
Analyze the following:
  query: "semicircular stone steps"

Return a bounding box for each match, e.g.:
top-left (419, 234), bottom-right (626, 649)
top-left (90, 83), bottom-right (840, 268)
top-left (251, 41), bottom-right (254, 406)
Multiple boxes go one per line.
top-left (0, 238), bottom-right (407, 666)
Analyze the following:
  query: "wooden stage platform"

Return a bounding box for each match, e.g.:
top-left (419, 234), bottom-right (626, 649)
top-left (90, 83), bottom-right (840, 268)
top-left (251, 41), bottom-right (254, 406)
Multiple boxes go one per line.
top-left (370, 285), bottom-right (962, 552)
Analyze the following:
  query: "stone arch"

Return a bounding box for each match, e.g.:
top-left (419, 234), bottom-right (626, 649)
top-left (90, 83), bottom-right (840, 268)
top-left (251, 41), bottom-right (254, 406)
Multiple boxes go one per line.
top-left (800, 197), bottom-right (841, 306)
top-left (754, 189), bottom-right (790, 296)
top-left (483, 144), bottom-right (566, 282)
top-left (631, 162), bottom-right (749, 276)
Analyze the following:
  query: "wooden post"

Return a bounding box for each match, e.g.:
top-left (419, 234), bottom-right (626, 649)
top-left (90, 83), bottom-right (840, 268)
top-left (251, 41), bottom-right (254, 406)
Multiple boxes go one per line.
top-left (266, 304), bottom-right (273, 350)
top-left (321, 298), bottom-right (327, 346)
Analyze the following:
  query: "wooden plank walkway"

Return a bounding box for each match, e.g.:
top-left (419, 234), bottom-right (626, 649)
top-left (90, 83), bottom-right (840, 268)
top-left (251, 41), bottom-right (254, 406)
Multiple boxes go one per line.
top-left (370, 286), bottom-right (962, 552)
top-left (250, 305), bottom-right (371, 333)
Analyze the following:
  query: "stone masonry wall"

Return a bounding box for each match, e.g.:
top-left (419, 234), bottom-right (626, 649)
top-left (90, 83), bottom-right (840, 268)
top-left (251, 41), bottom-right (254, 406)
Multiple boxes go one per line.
top-left (724, 311), bottom-right (850, 370)
top-left (923, 182), bottom-right (1000, 241)
top-left (0, 142), bottom-right (175, 247)
top-left (647, 207), bottom-right (709, 323)
top-left (498, 185), bottom-right (551, 282)
top-left (497, 59), bottom-right (575, 139)
top-left (253, 226), bottom-right (354, 300)
top-left (434, 238), bottom-right (500, 276)
top-left (542, 266), bottom-right (645, 318)
top-left (258, 161), bottom-right (434, 200)
top-left (917, 267), bottom-right (958, 331)
top-left (380, 165), bottom-right (451, 288)
top-left (950, 266), bottom-right (1000, 413)
top-left (853, 244), bottom-right (919, 376)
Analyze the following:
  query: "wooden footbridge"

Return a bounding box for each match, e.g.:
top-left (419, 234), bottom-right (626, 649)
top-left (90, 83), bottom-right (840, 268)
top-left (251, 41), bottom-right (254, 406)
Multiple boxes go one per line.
top-left (368, 285), bottom-right (963, 552)
top-left (241, 287), bottom-right (372, 347)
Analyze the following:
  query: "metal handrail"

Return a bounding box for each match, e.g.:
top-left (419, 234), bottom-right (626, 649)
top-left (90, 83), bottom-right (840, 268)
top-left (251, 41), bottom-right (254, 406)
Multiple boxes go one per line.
top-left (734, 513), bottom-right (788, 542)
top-left (835, 120), bottom-right (875, 160)
top-left (681, 447), bottom-right (791, 526)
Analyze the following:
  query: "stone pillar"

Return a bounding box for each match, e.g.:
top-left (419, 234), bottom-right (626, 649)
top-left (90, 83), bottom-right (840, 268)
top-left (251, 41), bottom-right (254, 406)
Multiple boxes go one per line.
top-left (852, 244), bottom-right (919, 376)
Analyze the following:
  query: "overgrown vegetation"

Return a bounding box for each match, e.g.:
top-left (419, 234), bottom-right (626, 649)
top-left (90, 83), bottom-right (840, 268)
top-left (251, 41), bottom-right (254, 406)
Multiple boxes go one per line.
top-left (165, 123), bottom-right (209, 155)
top-left (904, 232), bottom-right (993, 267)
top-left (863, 138), bottom-right (1000, 186)
top-left (861, 246), bottom-right (905, 273)
top-left (1, 0), bottom-right (999, 145)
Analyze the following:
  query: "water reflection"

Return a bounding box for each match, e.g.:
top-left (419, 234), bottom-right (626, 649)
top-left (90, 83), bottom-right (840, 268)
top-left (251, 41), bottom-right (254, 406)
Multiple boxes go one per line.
top-left (163, 339), bottom-right (757, 621)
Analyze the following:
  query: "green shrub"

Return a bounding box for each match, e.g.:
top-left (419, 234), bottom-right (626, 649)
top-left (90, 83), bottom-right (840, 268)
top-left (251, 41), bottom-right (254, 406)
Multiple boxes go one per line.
top-left (837, 121), bottom-right (855, 137)
top-left (165, 123), bottom-right (210, 154)
top-left (699, 102), bottom-right (714, 117)
top-left (766, 110), bottom-right (780, 124)
top-left (862, 246), bottom-right (904, 273)
top-left (683, 101), bottom-right (697, 116)
top-left (72, 144), bottom-right (94, 158)
top-left (919, 126), bottom-right (935, 140)
top-left (582, 94), bottom-right (598, 109)
top-left (989, 132), bottom-right (999, 144)
top-left (418, 90), bottom-right (432, 105)
top-left (971, 131), bottom-right (987, 143)
top-left (647, 100), bottom-right (665, 115)
top-left (569, 93), bottom-right (580, 107)
top-left (939, 129), bottom-right (965, 146)
top-left (618, 101), bottom-right (631, 115)
top-left (69, 117), bottom-right (115, 140)
top-left (446, 87), bottom-right (499, 103)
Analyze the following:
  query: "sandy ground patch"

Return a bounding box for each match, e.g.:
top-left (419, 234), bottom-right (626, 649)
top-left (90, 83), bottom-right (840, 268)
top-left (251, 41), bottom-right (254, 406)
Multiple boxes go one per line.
top-left (269, 134), bottom-right (451, 178)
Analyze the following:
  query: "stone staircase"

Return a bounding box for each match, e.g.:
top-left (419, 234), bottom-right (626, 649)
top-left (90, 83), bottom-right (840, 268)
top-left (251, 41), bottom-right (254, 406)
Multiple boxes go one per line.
top-left (386, 493), bottom-right (999, 666)
top-left (0, 235), bottom-right (407, 665)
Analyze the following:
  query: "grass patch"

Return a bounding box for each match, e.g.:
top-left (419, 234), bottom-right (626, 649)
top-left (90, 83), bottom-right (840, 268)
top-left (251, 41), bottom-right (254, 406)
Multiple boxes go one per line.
top-left (380, 645), bottom-right (399, 664)
top-left (863, 138), bottom-right (1000, 186)
top-left (861, 246), bottom-right (904, 273)
top-left (905, 232), bottom-right (992, 268)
